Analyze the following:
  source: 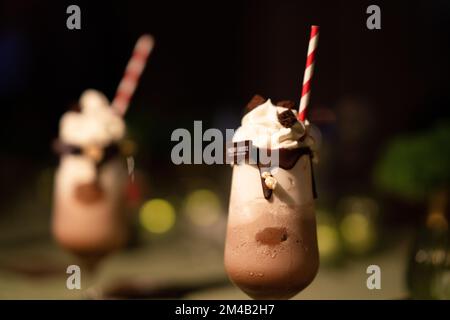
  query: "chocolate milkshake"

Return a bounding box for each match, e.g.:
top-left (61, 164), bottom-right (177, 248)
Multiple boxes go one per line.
top-left (52, 89), bottom-right (129, 261)
top-left (224, 96), bottom-right (320, 299)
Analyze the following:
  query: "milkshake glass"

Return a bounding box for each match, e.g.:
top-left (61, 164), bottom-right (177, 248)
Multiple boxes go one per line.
top-left (224, 96), bottom-right (320, 299)
top-left (52, 90), bottom-right (129, 261)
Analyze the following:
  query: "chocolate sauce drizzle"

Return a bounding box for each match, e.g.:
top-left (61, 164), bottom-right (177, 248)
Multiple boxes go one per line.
top-left (227, 140), bottom-right (317, 200)
top-left (52, 139), bottom-right (120, 167)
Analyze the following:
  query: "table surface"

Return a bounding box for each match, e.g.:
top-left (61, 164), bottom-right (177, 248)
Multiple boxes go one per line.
top-left (0, 234), bottom-right (410, 300)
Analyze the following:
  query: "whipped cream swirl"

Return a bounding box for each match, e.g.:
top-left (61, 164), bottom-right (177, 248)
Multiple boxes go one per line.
top-left (59, 89), bottom-right (125, 147)
top-left (233, 99), bottom-right (320, 161)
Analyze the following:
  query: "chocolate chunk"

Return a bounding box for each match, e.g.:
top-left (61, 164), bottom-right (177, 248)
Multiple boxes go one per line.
top-left (246, 95), bottom-right (266, 111)
top-left (277, 109), bottom-right (298, 128)
top-left (256, 227), bottom-right (288, 246)
top-left (276, 100), bottom-right (296, 110)
top-left (74, 182), bottom-right (104, 204)
top-left (260, 177), bottom-right (273, 199)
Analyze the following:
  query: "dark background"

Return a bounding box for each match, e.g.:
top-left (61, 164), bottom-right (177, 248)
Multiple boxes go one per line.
top-left (0, 0), bottom-right (449, 234)
top-left (0, 0), bottom-right (449, 300)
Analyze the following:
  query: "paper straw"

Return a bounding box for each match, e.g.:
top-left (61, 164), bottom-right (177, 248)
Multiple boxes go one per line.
top-left (298, 25), bottom-right (319, 121)
top-left (112, 34), bottom-right (154, 116)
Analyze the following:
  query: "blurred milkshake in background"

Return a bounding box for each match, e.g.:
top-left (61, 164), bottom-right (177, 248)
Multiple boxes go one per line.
top-left (51, 35), bottom-right (154, 266)
top-left (52, 90), bottom-right (129, 264)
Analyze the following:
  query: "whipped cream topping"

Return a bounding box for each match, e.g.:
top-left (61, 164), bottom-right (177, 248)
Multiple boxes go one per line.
top-left (59, 89), bottom-right (125, 147)
top-left (233, 99), bottom-right (320, 160)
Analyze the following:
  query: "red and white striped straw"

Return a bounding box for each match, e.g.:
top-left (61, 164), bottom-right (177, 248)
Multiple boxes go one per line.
top-left (112, 34), bottom-right (155, 116)
top-left (298, 25), bottom-right (319, 121)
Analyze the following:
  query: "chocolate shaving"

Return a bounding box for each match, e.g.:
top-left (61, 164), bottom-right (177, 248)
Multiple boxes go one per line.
top-left (276, 100), bottom-right (296, 110)
top-left (277, 110), bottom-right (298, 128)
top-left (246, 95), bottom-right (266, 112)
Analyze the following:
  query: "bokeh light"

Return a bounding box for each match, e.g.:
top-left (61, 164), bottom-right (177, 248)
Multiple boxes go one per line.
top-left (316, 210), bottom-right (343, 264)
top-left (139, 199), bottom-right (176, 234)
top-left (340, 212), bottom-right (376, 255)
top-left (183, 189), bottom-right (221, 227)
top-left (317, 224), bottom-right (340, 259)
top-left (338, 196), bottom-right (379, 255)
